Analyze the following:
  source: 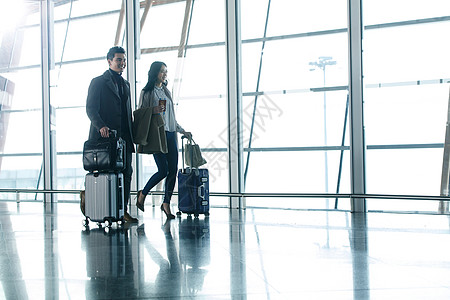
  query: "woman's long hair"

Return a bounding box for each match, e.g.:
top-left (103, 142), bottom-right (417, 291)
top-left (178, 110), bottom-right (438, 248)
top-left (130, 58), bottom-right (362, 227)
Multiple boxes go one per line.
top-left (142, 61), bottom-right (167, 93)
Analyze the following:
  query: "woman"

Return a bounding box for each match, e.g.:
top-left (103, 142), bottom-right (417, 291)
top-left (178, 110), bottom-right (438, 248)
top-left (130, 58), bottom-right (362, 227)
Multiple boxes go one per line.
top-left (136, 61), bottom-right (191, 219)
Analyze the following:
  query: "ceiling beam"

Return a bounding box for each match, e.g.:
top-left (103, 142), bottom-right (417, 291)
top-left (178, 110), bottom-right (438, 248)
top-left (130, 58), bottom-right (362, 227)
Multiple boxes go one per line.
top-left (114, 0), bottom-right (125, 46)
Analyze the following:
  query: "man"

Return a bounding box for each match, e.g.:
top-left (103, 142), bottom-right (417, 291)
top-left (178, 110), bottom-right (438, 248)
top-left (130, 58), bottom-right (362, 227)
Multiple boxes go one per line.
top-left (85, 46), bottom-right (137, 223)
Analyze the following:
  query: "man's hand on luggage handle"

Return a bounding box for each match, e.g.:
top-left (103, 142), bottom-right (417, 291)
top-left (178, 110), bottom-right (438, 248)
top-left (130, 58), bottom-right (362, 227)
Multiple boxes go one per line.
top-left (100, 126), bottom-right (110, 138)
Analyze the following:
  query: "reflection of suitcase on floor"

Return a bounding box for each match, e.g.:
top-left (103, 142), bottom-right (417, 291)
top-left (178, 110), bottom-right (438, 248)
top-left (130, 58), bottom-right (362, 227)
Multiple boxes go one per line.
top-left (82, 227), bottom-right (127, 278)
top-left (84, 172), bottom-right (125, 227)
top-left (178, 217), bottom-right (210, 268)
top-left (178, 217), bottom-right (209, 294)
top-left (177, 137), bottom-right (210, 218)
top-left (81, 227), bottom-right (136, 298)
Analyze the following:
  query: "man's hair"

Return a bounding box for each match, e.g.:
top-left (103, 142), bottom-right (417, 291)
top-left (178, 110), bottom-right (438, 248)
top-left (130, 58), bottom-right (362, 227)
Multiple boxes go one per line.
top-left (107, 46), bottom-right (126, 60)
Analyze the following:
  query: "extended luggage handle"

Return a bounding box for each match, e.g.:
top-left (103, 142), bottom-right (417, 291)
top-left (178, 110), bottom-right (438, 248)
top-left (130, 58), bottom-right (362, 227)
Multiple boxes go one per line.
top-left (181, 135), bottom-right (186, 171)
top-left (182, 134), bottom-right (201, 171)
top-left (108, 129), bottom-right (118, 138)
top-left (107, 129), bottom-right (124, 165)
top-left (181, 134), bottom-right (194, 172)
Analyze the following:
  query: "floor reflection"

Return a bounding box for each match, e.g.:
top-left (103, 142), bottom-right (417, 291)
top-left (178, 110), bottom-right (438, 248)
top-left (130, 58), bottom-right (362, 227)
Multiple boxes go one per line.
top-left (81, 226), bottom-right (137, 299)
top-left (0, 202), bottom-right (29, 300)
top-left (350, 213), bottom-right (369, 300)
top-left (177, 217), bottom-right (210, 296)
top-left (3, 202), bottom-right (450, 299)
top-left (136, 221), bottom-right (181, 298)
top-left (80, 215), bottom-right (212, 299)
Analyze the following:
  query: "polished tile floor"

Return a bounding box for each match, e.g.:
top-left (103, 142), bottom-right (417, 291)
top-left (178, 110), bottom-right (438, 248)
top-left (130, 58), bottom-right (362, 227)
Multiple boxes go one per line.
top-left (1, 201), bottom-right (450, 299)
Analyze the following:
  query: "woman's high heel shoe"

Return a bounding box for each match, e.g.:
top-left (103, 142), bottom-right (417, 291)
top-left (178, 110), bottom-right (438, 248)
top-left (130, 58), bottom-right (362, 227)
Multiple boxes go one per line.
top-left (160, 203), bottom-right (175, 219)
top-left (136, 190), bottom-right (146, 212)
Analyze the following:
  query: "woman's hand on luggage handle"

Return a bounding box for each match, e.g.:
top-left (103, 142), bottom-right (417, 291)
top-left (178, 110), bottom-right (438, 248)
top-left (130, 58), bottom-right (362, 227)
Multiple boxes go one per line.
top-left (182, 131), bottom-right (192, 141)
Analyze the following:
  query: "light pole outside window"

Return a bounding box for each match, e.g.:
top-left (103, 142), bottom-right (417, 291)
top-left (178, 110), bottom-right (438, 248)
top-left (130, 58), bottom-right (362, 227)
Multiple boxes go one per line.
top-left (309, 56), bottom-right (337, 195)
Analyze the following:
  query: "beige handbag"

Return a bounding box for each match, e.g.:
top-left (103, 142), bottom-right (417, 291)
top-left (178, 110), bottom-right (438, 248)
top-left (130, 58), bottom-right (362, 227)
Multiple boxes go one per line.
top-left (185, 138), bottom-right (207, 168)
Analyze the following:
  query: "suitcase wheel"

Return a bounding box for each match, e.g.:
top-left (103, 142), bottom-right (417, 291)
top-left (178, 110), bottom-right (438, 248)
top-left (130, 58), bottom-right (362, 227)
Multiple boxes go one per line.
top-left (82, 218), bottom-right (89, 227)
top-left (176, 211), bottom-right (182, 216)
top-left (104, 219), bottom-right (112, 228)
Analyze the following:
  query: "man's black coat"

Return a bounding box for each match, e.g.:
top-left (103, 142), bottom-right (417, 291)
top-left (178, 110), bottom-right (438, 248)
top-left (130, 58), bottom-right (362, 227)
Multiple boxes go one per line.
top-left (86, 69), bottom-right (134, 152)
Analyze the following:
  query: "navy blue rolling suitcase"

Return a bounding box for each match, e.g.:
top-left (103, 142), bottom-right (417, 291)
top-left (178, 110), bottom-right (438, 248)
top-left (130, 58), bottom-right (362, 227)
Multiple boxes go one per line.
top-left (177, 137), bottom-right (210, 218)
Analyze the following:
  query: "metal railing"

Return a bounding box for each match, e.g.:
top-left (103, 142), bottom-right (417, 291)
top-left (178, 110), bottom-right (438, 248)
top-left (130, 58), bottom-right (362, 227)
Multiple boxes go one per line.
top-left (1, 188), bottom-right (449, 202)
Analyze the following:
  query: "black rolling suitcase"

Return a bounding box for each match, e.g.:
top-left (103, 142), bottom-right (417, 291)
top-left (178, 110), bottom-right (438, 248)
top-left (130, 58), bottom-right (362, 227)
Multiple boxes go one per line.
top-left (177, 136), bottom-right (210, 218)
top-left (83, 172), bottom-right (125, 227)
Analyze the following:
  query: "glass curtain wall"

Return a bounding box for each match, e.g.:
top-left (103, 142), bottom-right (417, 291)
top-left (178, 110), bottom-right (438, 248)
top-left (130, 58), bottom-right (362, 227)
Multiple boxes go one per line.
top-left (136, 0), bottom-right (228, 206)
top-left (240, 0), bottom-right (351, 210)
top-left (0, 0), bottom-right (228, 204)
top-left (1, 0), bottom-right (449, 213)
top-left (363, 0), bottom-right (450, 212)
top-left (0, 0), bottom-right (124, 201)
top-left (52, 0), bottom-right (123, 200)
top-left (0, 1), bottom-right (43, 200)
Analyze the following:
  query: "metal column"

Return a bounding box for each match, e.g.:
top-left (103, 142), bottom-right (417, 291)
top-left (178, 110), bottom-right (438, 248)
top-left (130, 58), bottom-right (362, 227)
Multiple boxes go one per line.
top-left (226, 0), bottom-right (244, 209)
top-left (125, 0), bottom-right (139, 98)
top-left (439, 87), bottom-right (450, 213)
top-left (348, 0), bottom-right (366, 212)
top-left (125, 0), bottom-right (139, 199)
top-left (41, 0), bottom-right (55, 203)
